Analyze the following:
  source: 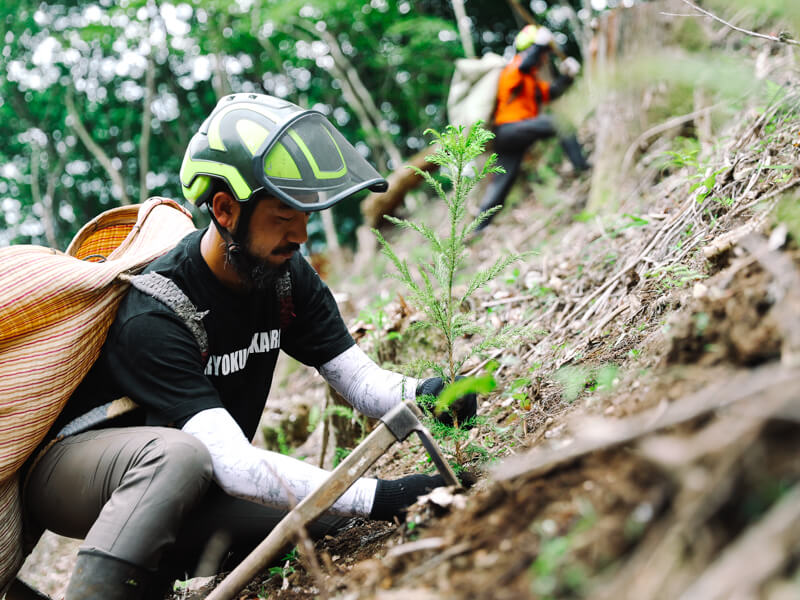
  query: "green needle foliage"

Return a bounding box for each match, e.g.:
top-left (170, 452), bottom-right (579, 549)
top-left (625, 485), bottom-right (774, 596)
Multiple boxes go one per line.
top-left (373, 122), bottom-right (534, 395)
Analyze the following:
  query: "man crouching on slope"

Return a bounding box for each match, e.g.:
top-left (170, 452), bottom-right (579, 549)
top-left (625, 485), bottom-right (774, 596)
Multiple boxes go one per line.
top-left (19, 93), bottom-right (476, 599)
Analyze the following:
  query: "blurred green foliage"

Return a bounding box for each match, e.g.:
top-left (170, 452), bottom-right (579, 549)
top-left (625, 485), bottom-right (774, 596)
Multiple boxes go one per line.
top-left (0, 0), bottom-right (634, 250)
top-left (0, 0), bottom-right (511, 248)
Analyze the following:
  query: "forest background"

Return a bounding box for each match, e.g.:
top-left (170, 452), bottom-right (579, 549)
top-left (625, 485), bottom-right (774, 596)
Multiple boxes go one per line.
top-left (0, 0), bottom-right (635, 252)
top-left (7, 1), bottom-right (800, 598)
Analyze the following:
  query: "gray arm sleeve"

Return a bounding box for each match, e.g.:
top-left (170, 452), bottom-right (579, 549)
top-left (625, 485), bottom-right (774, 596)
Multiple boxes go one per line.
top-left (318, 345), bottom-right (420, 419)
top-left (181, 407), bottom-right (377, 516)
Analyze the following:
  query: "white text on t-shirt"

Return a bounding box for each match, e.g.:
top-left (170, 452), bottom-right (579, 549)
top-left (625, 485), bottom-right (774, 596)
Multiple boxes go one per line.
top-left (204, 329), bottom-right (281, 376)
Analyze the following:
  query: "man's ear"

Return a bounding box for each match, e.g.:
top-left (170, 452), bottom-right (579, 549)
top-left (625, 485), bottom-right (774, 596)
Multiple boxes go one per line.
top-left (211, 191), bottom-right (240, 230)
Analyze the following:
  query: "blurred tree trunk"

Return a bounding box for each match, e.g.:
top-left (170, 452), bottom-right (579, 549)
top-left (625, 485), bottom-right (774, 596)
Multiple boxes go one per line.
top-left (65, 90), bottom-right (131, 206)
top-left (29, 147), bottom-right (56, 248)
top-left (451, 0), bottom-right (476, 59)
top-left (210, 11), bottom-right (233, 99)
top-left (139, 55), bottom-right (155, 203)
top-left (354, 147), bottom-right (439, 270)
top-left (320, 210), bottom-right (343, 267)
top-left (694, 88), bottom-right (714, 154)
top-left (586, 5), bottom-right (654, 213)
top-left (11, 88), bottom-right (69, 247)
top-left (291, 19), bottom-right (403, 172)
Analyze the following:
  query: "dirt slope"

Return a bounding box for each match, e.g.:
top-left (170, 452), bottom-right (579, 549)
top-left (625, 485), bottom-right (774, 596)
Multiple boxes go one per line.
top-left (217, 38), bottom-right (800, 600)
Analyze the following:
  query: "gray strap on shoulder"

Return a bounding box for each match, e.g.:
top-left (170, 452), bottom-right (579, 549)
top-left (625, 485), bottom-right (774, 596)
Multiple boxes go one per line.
top-left (57, 273), bottom-right (209, 439)
top-left (128, 272), bottom-right (209, 355)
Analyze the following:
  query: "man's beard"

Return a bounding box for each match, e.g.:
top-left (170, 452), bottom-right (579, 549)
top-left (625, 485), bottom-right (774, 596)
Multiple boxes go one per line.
top-left (226, 240), bottom-right (297, 290)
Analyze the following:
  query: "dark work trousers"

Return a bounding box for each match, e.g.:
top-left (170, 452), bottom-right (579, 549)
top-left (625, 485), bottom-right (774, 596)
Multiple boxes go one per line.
top-left (23, 427), bottom-right (350, 588)
top-left (476, 116), bottom-right (589, 230)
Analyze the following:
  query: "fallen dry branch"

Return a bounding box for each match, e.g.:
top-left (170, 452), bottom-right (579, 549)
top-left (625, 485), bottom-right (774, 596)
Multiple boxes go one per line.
top-left (636, 410), bottom-right (765, 468)
top-left (621, 103), bottom-right (722, 173)
top-left (672, 0), bottom-right (800, 47)
top-left (598, 412), bottom-right (770, 600)
top-left (491, 362), bottom-right (800, 483)
top-left (594, 366), bottom-right (800, 599)
top-left (361, 148), bottom-right (440, 229)
top-left (677, 483), bottom-right (800, 600)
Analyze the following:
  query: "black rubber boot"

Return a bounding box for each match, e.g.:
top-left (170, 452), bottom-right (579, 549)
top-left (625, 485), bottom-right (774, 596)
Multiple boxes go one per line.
top-left (5, 578), bottom-right (53, 600)
top-left (64, 552), bottom-right (152, 600)
top-left (559, 134), bottom-right (591, 172)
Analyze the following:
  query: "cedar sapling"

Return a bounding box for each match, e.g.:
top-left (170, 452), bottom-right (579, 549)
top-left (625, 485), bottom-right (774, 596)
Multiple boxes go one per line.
top-left (373, 122), bottom-right (535, 466)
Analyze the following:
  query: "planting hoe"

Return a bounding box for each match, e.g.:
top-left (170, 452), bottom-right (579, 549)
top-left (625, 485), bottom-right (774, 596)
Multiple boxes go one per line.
top-left (205, 400), bottom-right (460, 600)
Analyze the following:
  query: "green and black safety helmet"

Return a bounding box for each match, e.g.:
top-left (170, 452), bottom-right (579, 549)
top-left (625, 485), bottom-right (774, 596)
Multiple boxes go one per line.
top-left (180, 93), bottom-right (388, 212)
top-left (515, 25), bottom-right (539, 52)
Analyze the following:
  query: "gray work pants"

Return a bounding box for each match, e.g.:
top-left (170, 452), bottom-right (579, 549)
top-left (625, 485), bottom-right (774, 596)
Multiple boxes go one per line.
top-left (23, 427), bottom-right (349, 583)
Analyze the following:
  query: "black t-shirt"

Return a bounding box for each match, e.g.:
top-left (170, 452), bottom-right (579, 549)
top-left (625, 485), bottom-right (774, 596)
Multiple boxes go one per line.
top-left (59, 229), bottom-right (354, 441)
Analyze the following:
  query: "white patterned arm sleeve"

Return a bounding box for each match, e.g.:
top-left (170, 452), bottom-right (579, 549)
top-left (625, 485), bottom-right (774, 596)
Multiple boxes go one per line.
top-left (182, 407), bottom-right (377, 516)
top-left (318, 345), bottom-right (419, 419)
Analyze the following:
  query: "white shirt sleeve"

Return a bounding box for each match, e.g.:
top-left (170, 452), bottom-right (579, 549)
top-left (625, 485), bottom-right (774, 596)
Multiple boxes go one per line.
top-left (318, 344), bottom-right (420, 419)
top-left (182, 407), bottom-right (377, 516)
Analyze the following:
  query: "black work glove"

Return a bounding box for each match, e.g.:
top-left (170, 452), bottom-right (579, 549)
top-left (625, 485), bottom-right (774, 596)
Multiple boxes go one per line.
top-left (416, 376), bottom-right (478, 429)
top-left (369, 474), bottom-right (446, 521)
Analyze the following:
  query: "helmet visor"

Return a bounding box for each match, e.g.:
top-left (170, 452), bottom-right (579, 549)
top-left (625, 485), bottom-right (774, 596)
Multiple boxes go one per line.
top-left (255, 112), bottom-right (388, 211)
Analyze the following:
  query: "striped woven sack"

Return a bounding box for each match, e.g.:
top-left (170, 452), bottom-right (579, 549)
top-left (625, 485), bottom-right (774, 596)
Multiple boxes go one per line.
top-left (0, 197), bottom-right (195, 592)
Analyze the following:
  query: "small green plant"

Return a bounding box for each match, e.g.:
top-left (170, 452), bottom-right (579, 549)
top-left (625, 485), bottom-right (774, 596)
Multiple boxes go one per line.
top-left (503, 377), bottom-right (534, 411)
top-left (505, 266), bottom-right (521, 285)
top-left (588, 364), bottom-right (619, 392)
top-left (426, 414), bottom-right (493, 469)
top-left (267, 547), bottom-right (298, 579)
top-left (356, 298), bottom-right (403, 364)
top-left (714, 196), bottom-right (735, 208)
top-left (529, 503), bottom-right (597, 598)
top-left (374, 122), bottom-right (536, 466)
top-left (374, 122), bottom-right (532, 388)
top-left (659, 136), bottom-right (701, 169)
top-left (332, 446), bottom-right (351, 467)
top-left (553, 363), bottom-right (619, 402)
top-left (645, 263), bottom-right (706, 290)
top-left (690, 166), bottom-right (729, 203)
top-left (659, 136), bottom-right (731, 206)
top-left (776, 194), bottom-right (800, 241)
top-left (662, 137), bottom-right (736, 207)
top-left (609, 213), bottom-right (649, 237)
top-left (406, 520), bottom-right (419, 541)
top-left (420, 377), bottom-right (498, 468)
top-left (260, 425), bottom-right (291, 456)
top-left (552, 366), bottom-right (590, 402)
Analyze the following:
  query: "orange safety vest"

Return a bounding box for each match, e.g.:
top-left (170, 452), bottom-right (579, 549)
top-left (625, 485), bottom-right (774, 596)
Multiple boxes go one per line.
top-left (493, 54), bottom-right (552, 125)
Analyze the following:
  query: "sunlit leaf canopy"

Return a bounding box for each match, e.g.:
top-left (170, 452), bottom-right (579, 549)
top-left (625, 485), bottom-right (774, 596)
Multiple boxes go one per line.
top-left (0, 0), bottom-right (618, 250)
